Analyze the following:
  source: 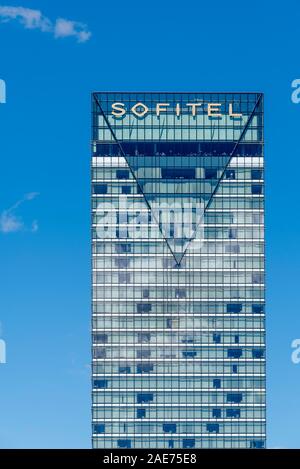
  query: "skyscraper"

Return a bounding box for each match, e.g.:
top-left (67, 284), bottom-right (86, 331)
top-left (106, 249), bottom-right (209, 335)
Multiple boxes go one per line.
top-left (91, 92), bottom-right (265, 449)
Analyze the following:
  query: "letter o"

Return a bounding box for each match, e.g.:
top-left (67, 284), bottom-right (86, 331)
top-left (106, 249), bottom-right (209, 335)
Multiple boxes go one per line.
top-left (131, 102), bottom-right (149, 118)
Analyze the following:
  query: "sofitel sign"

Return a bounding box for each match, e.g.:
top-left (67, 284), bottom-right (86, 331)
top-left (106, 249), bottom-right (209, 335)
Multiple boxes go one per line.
top-left (111, 102), bottom-right (242, 118)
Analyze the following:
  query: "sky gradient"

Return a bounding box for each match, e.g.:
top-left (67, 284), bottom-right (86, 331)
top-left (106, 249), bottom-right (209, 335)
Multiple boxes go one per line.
top-left (0, 0), bottom-right (300, 449)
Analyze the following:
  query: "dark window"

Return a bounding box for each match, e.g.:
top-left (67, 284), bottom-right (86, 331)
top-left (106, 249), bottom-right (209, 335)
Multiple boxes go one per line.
top-left (225, 169), bottom-right (235, 179)
top-left (175, 288), bottom-right (186, 299)
top-left (234, 335), bottom-right (239, 344)
top-left (251, 169), bottom-right (262, 180)
top-left (93, 333), bottom-right (108, 344)
top-left (205, 168), bottom-right (218, 179)
top-left (137, 332), bottom-right (151, 343)
top-left (227, 303), bottom-right (243, 313)
top-left (116, 243), bottom-right (131, 253)
top-left (137, 393), bottom-right (154, 404)
top-left (207, 423), bottom-right (219, 433)
top-left (232, 365), bottom-right (238, 374)
top-left (252, 304), bottom-right (264, 314)
top-left (117, 440), bottom-right (131, 448)
top-left (94, 184), bottom-right (107, 194)
top-left (227, 348), bottom-right (243, 359)
top-left (136, 363), bottom-right (153, 373)
top-left (182, 350), bottom-right (197, 358)
top-left (227, 393), bottom-right (243, 403)
top-left (137, 408), bottom-right (146, 418)
top-left (212, 408), bottom-right (221, 418)
top-left (252, 184), bottom-right (263, 195)
top-left (119, 366), bottom-right (131, 373)
top-left (213, 379), bottom-right (221, 389)
top-left (94, 424), bottom-right (105, 434)
top-left (93, 379), bottom-right (108, 389)
top-left (252, 273), bottom-right (263, 284)
top-left (226, 409), bottom-right (240, 418)
top-left (182, 439), bottom-right (195, 448)
top-left (137, 303), bottom-right (152, 313)
top-left (213, 333), bottom-right (221, 344)
top-left (137, 349), bottom-right (151, 359)
top-left (250, 440), bottom-right (264, 449)
top-left (168, 440), bottom-right (174, 449)
top-left (252, 348), bottom-right (264, 359)
top-left (93, 348), bottom-right (106, 358)
top-left (229, 228), bottom-right (237, 239)
top-left (122, 186), bottom-right (131, 194)
top-left (163, 423), bottom-right (177, 433)
top-left (161, 168), bottom-right (195, 179)
top-left (115, 257), bottom-right (130, 268)
top-left (116, 169), bottom-right (129, 179)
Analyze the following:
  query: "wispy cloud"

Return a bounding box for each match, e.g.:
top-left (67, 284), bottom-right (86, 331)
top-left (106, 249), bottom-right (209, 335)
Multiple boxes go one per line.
top-left (0, 6), bottom-right (91, 42)
top-left (0, 192), bottom-right (39, 234)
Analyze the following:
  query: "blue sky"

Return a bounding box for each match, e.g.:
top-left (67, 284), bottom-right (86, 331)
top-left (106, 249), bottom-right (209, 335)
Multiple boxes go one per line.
top-left (0, 0), bottom-right (300, 449)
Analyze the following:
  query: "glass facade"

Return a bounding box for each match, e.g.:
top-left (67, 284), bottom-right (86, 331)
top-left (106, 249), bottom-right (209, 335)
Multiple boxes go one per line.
top-left (91, 92), bottom-right (265, 449)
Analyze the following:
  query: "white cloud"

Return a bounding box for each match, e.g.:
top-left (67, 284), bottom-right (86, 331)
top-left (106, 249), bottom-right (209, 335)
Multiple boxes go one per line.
top-left (54, 18), bottom-right (91, 43)
top-left (0, 192), bottom-right (39, 234)
top-left (0, 6), bottom-right (91, 43)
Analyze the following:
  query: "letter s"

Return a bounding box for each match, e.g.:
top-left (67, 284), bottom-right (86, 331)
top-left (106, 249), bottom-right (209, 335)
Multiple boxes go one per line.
top-left (112, 102), bottom-right (126, 117)
top-left (291, 338), bottom-right (300, 364)
top-left (291, 79), bottom-right (300, 104)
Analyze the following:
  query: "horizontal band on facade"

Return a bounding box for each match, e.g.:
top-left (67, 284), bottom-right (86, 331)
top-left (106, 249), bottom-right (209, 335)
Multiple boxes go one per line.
top-left (92, 433), bottom-right (266, 438)
top-left (92, 403), bottom-right (265, 407)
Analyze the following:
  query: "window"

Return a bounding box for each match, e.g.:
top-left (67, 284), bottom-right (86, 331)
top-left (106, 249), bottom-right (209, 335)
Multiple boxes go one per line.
top-left (182, 350), bottom-right (197, 358)
top-left (119, 273), bottom-right (130, 283)
top-left (162, 168), bottom-right (195, 179)
top-left (163, 423), bottom-right (176, 433)
top-left (94, 184), bottom-right (107, 194)
top-left (118, 440), bottom-right (131, 448)
top-left (137, 363), bottom-right (153, 373)
top-left (137, 303), bottom-right (152, 313)
top-left (93, 379), bottom-right (108, 389)
top-left (207, 423), bottom-right (219, 433)
top-left (226, 409), bottom-right (240, 418)
top-left (205, 168), bottom-right (218, 179)
top-left (182, 439), bottom-right (195, 449)
top-left (252, 349), bottom-right (264, 359)
top-left (227, 304), bottom-right (243, 313)
top-left (227, 393), bottom-right (243, 403)
top-left (94, 424), bottom-right (105, 434)
top-left (137, 393), bottom-right (154, 403)
top-left (137, 332), bottom-right (151, 343)
top-left (116, 169), bottom-right (129, 179)
top-left (252, 304), bottom-right (264, 314)
top-left (227, 348), bottom-right (243, 358)
top-left (137, 408), bottom-right (146, 418)
top-left (225, 169), bottom-right (235, 179)
top-left (228, 228), bottom-right (237, 239)
top-left (252, 184), bottom-right (263, 195)
top-left (122, 185), bottom-right (131, 194)
top-left (119, 366), bottom-right (131, 373)
top-left (213, 333), bottom-right (221, 344)
top-left (250, 440), bottom-right (264, 449)
top-left (175, 288), bottom-right (186, 299)
top-left (213, 379), bottom-right (221, 389)
top-left (212, 408), bottom-right (221, 418)
top-left (94, 334), bottom-right (108, 344)
top-left (251, 169), bottom-right (262, 180)
top-left (252, 273), bottom-right (263, 284)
